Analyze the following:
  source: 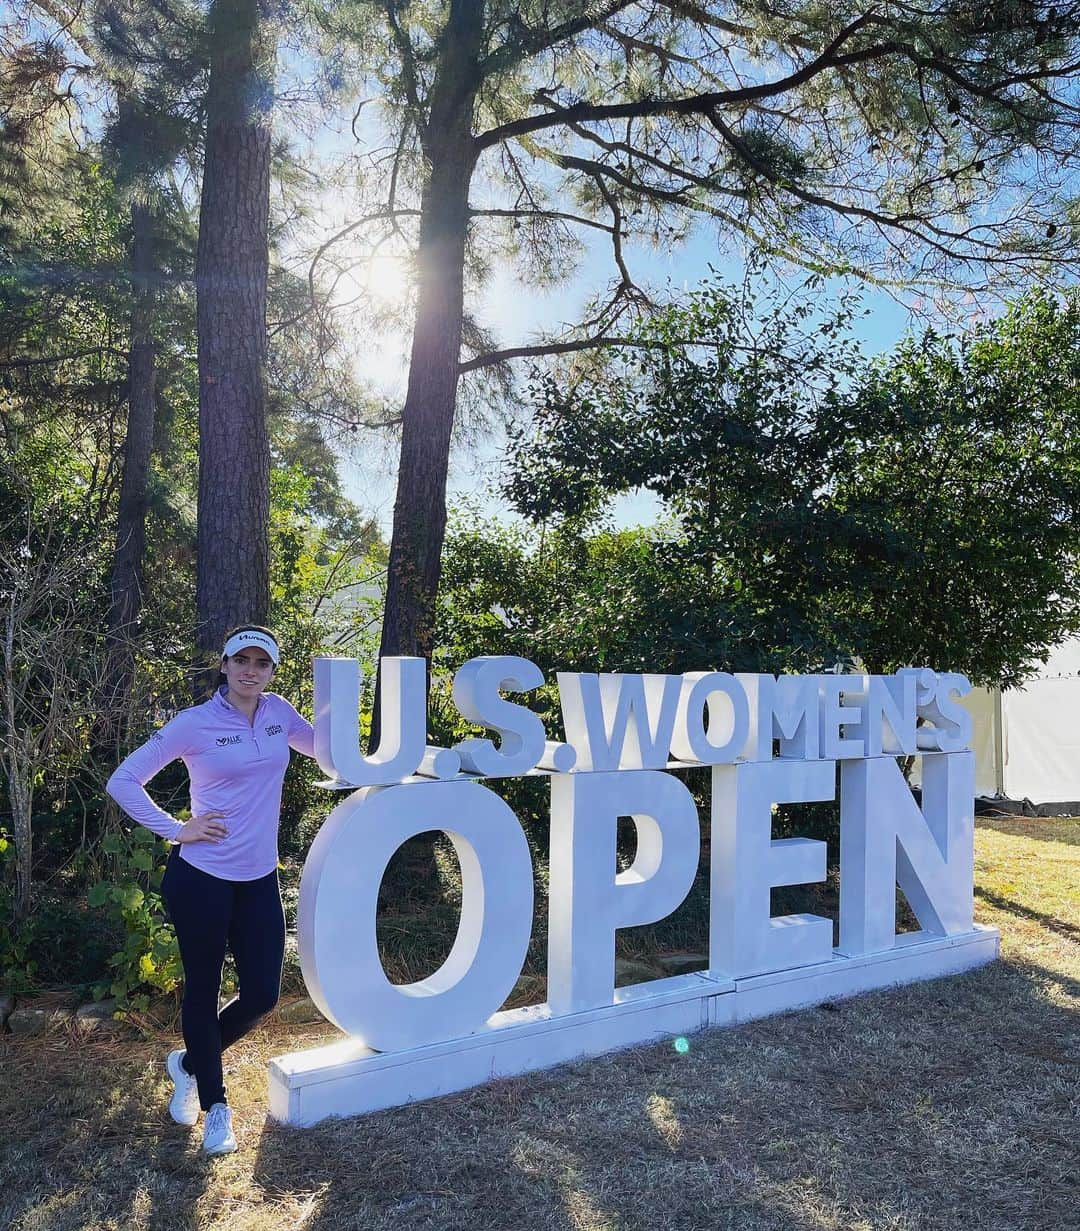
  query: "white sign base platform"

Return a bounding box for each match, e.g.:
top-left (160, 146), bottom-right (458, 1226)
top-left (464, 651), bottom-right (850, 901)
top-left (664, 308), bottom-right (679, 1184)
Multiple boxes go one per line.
top-left (269, 925), bottom-right (999, 1127)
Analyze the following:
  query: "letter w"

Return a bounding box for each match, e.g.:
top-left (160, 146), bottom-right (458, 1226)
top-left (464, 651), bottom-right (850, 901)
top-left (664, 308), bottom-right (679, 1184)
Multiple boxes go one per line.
top-left (557, 673), bottom-right (682, 771)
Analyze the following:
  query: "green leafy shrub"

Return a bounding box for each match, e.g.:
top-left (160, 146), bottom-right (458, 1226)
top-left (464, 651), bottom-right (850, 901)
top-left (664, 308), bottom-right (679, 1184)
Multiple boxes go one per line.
top-left (87, 828), bottom-right (181, 1012)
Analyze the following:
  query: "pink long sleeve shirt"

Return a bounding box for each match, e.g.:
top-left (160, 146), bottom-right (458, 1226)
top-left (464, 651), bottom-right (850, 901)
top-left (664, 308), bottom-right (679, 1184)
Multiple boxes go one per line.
top-left (106, 686), bottom-right (316, 881)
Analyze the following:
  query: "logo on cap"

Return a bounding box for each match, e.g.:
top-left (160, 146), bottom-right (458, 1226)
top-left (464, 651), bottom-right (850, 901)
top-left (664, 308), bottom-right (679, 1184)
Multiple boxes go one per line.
top-left (223, 630), bottom-right (280, 664)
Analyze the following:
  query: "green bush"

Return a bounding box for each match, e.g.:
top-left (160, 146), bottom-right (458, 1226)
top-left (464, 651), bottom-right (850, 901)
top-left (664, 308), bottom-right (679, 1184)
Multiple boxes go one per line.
top-left (87, 828), bottom-right (181, 1012)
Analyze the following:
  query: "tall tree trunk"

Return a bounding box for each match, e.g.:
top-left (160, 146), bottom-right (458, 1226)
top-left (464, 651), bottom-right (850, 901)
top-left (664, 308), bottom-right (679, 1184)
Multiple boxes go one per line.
top-left (102, 198), bottom-right (157, 735)
top-left (7, 763), bottom-right (32, 927)
top-left (194, 0), bottom-right (274, 677)
top-left (378, 0), bottom-right (483, 666)
top-left (1, 597), bottom-right (31, 926)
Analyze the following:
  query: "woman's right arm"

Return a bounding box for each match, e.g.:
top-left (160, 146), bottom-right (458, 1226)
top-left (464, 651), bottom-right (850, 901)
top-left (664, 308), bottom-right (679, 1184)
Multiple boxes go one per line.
top-left (106, 715), bottom-right (192, 843)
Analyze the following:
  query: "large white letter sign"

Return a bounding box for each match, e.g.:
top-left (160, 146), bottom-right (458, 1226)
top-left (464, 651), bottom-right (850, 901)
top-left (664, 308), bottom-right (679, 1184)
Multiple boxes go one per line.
top-left (313, 656), bottom-right (427, 786)
top-left (270, 658), bottom-right (998, 1127)
top-left (838, 752), bottom-right (975, 956)
top-left (547, 770), bottom-right (700, 1014)
top-left (297, 779), bottom-right (534, 1051)
top-left (918, 672), bottom-right (975, 753)
top-left (452, 656), bottom-right (547, 776)
top-left (558, 673), bottom-right (682, 770)
top-left (818, 677), bottom-right (866, 759)
top-left (709, 759), bottom-right (835, 978)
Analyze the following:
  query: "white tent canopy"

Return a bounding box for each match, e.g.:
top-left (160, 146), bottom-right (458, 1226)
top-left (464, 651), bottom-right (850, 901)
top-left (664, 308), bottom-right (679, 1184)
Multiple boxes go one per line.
top-left (961, 638), bottom-right (1080, 805)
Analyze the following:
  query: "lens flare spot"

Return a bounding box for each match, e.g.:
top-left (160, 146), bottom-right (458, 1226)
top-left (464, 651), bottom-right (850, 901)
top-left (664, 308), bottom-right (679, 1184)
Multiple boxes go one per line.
top-left (673, 1036), bottom-right (690, 1054)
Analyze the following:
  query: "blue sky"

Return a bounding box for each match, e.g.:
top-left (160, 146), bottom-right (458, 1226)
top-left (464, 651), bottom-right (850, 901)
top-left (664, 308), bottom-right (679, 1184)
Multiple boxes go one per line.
top-left (4, 2), bottom-right (1058, 538)
top-left (334, 219), bottom-right (929, 535)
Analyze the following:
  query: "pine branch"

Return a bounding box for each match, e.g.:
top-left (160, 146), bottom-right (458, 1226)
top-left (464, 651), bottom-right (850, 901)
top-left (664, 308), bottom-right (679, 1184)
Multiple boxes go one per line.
top-left (459, 335), bottom-right (664, 373)
top-left (478, 1), bottom-right (638, 79)
top-left (0, 347), bottom-right (124, 371)
top-left (474, 14), bottom-right (889, 153)
top-left (470, 207), bottom-right (616, 236)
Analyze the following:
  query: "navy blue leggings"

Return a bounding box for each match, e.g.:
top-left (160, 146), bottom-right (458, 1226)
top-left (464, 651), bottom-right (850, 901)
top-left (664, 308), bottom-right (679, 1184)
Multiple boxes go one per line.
top-left (161, 846), bottom-right (284, 1110)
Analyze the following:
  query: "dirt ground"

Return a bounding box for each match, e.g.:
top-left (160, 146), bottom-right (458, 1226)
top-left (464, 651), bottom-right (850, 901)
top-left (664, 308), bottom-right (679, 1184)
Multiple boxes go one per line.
top-left (1, 816), bottom-right (1076, 1231)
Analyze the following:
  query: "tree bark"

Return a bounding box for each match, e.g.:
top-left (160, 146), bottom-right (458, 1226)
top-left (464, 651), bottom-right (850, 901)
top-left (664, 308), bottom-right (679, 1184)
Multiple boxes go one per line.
top-left (1, 595), bottom-right (31, 926)
top-left (102, 199), bottom-right (157, 730)
top-left (378, 0), bottom-right (484, 666)
top-left (194, 0), bottom-right (274, 675)
top-left (7, 764), bottom-right (31, 927)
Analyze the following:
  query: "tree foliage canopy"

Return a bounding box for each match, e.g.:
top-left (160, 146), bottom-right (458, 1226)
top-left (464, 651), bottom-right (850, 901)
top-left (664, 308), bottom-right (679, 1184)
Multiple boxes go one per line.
top-left (503, 283), bottom-right (1080, 687)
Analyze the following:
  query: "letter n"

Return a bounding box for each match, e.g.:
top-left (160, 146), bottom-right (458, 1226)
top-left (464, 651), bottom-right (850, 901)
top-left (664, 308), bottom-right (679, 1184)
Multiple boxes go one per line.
top-left (839, 753), bottom-right (975, 955)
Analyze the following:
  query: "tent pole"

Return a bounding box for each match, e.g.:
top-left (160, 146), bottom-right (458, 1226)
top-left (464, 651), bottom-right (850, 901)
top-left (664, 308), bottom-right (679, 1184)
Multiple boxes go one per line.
top-left (992, 685), bottom-right (1005, 797)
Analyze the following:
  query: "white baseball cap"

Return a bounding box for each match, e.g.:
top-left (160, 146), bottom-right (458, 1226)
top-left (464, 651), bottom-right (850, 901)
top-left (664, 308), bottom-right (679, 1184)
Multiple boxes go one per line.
top-left (222, 630), bottom-right (280, 665)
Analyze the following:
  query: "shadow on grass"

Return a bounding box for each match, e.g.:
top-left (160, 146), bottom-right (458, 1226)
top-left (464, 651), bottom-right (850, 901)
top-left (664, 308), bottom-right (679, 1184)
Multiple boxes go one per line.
top-left (245, 957), bottom-right (1078, 1231)
top-left (0, 952), bottom-right (1075, 1231)
top-left (975, 883), bottom-right (1080, 946)
top-left (3, 794), bottom-right (1076, 1231)
top-left (976, 814), bottom-right (1080, 846)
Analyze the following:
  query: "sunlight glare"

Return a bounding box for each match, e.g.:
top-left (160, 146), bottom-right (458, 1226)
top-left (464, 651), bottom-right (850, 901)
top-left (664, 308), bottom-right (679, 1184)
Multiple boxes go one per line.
top-left (356, 253), bottom-right (413, 311)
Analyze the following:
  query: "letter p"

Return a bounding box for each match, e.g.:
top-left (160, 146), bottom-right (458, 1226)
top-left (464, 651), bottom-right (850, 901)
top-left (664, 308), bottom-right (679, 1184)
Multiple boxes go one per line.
top-left (547, 770), bottom-right (700, 1014)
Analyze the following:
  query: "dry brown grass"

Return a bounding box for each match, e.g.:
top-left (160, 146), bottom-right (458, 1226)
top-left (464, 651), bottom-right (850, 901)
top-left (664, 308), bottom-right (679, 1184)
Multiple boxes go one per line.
top-left (1, 817), bottom-right (1076, 1231)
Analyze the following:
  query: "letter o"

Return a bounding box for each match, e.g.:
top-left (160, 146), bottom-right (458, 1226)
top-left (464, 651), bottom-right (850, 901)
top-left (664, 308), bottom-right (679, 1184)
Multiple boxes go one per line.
top-left (671, 671), bottom-right (750, 763)
top-left (297, 779), bottom-right (534, 1051)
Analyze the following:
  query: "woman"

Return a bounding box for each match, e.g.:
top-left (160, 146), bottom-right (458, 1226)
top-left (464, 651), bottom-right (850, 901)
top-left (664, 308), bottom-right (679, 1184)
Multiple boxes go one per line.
top-left (107, 625), bottom-right (316, 1156)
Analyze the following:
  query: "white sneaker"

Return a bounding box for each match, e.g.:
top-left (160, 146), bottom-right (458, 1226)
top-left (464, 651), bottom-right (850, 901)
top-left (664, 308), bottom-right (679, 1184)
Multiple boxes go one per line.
top-left (166, 1049), bottom-right (199, 1126)
top-left (202, 1102), bottom-right (237, 1155)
